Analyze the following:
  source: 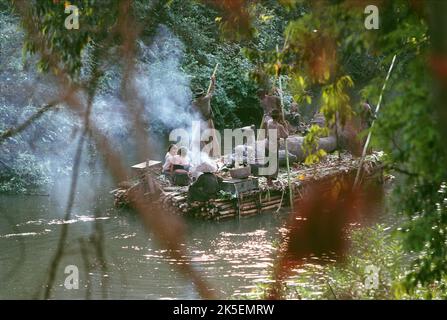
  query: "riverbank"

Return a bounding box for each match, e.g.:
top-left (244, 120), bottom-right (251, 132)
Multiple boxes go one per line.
top-left (248, 222), bottom-right (447, 300)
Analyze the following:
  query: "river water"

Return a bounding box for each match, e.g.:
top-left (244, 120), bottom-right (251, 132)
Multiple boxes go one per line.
top-left (0, 163), bottom-right (388, 300)
top-left (0, 173), bottom-right (307, 299)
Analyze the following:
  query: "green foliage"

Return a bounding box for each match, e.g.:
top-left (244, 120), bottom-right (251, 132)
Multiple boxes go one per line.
top-left (301, 124), bottom-right (328, 166)
top-left (250, 224), bottom-right (447, 300)
top-left (323, 225), bottom-right (446, 300)
top-left (324, 225), bottom-right (406, 300)
top-left (253, 2), bottom-right (361, 164)
top-left (359, 1), bottom-right (447, 292)
top-left (288, 72), bottom-right (312, 105)
top-left (15, 0), bottom-right (276, 129)
top-left (218, 190), bottom-right (237, 200)
top-left (270, 0), bottom-right (447, 293)
top-left (165, 0), bottom-right (284, 128)
top-left (320, 75), bottom-right (354, 128)
top-left (0, 100), bottom-right (76, 194)
top-left (3, 0), bottom-right (447, 296)
top-left (0, 152), bottom-right (51, 193)
top-left (0, 10), bottom-right (22, 73)
top-left (2, 0), bottom-right (296, 194)
top-left (16, 0), bottom-right (120, 79)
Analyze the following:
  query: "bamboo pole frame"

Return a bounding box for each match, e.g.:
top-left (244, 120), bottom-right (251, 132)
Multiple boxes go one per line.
top-left (353, 55), bottom-right (397, 189)
top-left (276, 45), bottom-right (294, 211)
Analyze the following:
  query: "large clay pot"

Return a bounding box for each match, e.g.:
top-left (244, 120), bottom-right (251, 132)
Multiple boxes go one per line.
top-left (233, 133), bottom-right (337, 165)
top-left (285, 135), bottom-right (337, 162)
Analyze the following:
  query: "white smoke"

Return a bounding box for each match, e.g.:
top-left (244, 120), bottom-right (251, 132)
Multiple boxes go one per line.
top-left (134, 25), bottom-right (199, 130)
top-left (92, 95), bottom-right (130, 140)
top-left (1, 23), bottom-right (200, 190)
top-left (90, 25), bottom-right (199, 158)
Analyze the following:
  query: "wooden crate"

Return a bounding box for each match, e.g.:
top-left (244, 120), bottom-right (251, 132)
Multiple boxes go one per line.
top-left (220, 177), bottom-right (259, 195)
top-left (131, 160), bottom-right (162, 177)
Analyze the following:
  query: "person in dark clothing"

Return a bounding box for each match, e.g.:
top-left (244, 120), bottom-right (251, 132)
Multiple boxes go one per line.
top-left (361, 100), bottom-right (375, 128)
top-left (193, 75), bottom-right (216, 121)
top-left (265, 109), bottom-right (289, 186)
top-left (193, 75), bottom-right (219, 157)
top-left (285, 102), bottom-right (301, 133)
top-left (188, 172), bottom-right (222, 202)
top-left (258, 88), bottom-right (282, 130)
top-left (170, 147), bottom-right (191, 186)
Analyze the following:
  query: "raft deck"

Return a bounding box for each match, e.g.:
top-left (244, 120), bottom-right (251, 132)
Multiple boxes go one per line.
top-left (113, 152), bottom-right (384, 220)
top-left (112, 152), bottom-right (382, 221)
top-left (157, 152), bottom-right (382, 221)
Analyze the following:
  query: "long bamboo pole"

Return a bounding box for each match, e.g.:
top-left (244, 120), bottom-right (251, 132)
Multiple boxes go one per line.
top-left (206, 63), bottom-right (220, 157)
top-left (276, 45), bottom-right (294, 210)
top-left (278, 75), bottom-right (294, 210)
top-left (353, 54), bottom-right (397, 189)
top-left (207, 63), bottom-right (219, 95)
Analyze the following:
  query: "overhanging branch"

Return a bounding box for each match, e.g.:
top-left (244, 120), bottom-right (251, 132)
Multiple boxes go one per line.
top-left (0, 101), bottom-right (59, 144)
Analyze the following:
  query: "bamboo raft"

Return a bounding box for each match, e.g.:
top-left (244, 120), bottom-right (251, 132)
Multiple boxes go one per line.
top-left (112, 151), bottom-right (384, 220)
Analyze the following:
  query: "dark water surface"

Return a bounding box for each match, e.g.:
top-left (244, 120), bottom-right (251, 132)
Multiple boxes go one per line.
top-left (0, 166), bottom-right (386, 300)
top-left (0, 174), bottom-right (298, 299)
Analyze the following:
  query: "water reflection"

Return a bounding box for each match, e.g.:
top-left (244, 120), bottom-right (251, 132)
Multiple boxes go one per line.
top-left (0, 176), bottom-right (328, 299)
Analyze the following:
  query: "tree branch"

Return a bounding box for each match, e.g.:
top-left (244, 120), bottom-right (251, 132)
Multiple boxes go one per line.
top-left (0, 101), bottom-right (59, 144)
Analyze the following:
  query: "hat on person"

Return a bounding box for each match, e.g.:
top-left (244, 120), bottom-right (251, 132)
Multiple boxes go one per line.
top-left (194, 88), bottom-right (205, 99)
top-left (271, 109), bottom-right (281, 121)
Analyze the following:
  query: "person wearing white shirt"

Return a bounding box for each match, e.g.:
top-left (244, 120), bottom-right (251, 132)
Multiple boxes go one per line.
top-left (163, 144), bottom-right (178, 174)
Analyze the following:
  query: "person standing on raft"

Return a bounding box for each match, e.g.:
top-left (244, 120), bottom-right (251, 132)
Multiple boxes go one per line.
top-left (265, 109), bottom-right (289, 186)
top-left (258, 88), bottom-right (282, 130)
top-left (193, 73), bottom-right (220, 158)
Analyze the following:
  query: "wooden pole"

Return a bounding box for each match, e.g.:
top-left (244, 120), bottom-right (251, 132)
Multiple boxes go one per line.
top-left (276, 44), bottom-right (294, 211)
top-left (353, 54), bottom-right (397, 189)
top-left (278, 75), bottom-right (294, 210)
top-left (207, 63), bottom-right (219, 95)
top-left (206, 63), bottom-right (220, 157)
